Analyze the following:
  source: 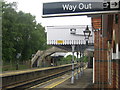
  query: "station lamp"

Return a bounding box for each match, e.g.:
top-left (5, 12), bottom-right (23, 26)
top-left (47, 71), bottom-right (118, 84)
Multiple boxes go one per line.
top-left (83, 25), bottom-right (91, 45)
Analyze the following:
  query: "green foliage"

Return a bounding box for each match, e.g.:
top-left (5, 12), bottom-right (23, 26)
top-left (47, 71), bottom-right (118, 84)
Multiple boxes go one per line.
top-left (60, 55), bottom-right (76, 63)
top-left (64, 55), bottom-right (76, 61)
top-left (83, 56), bottom-right (88, 62)
top-left (2, 1), bottom-right (47, 63)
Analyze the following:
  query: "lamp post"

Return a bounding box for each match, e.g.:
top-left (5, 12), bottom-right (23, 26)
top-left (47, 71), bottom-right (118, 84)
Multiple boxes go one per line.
top-left (83, 25), bottom-right (91, 45)
top-left (69, 26), bottom-right (91, 83)
top-left (82, 26), bottom-right (91, 73)
top-left (16, 53), bottom-right (21, 70)
top-left (15, 37), bottom-right (21, 70)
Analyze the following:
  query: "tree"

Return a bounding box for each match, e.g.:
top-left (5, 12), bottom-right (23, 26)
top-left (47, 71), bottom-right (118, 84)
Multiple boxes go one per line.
top-left (2, 1), bottom-right (47, 63)
top-left (2, 1), bottom-right (18, 62)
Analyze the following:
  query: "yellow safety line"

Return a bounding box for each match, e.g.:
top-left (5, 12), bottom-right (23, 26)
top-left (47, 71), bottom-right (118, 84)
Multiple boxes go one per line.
top-left (30, 69), bottom-right (75, 88)
top-left (44, 75), bottom-right (71, 89)
top-left (0, 67), bottom-right (53, 76)
top-left (1, 64), bottom-right (73, 76)
top-left (42, 67), bottom-right (87, 89)
top-left (43, 71), bottom-right (78, 89)
top-left (5, 66), bottom-right (86, 89)
top-left (7, 70), bottom-right (69, 89)
top-left (30, 74), bottom-right (66, 88)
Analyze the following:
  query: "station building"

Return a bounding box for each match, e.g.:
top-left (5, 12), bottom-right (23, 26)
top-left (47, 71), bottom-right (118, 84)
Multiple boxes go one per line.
top-left (92, 14), bottom-right (120, 88)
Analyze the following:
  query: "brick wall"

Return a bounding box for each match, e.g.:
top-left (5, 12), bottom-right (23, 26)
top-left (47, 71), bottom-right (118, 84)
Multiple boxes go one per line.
top-left (113, 14), bottom-right (120, 88)
top-left (92, 16), bottom-right (109, 88)
top-left (106, 14), bottom-right (120, 89)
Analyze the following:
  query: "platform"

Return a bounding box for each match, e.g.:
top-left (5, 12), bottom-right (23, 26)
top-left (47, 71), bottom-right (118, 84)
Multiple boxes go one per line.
top-left (31, 68), bottom-right (93, 89)
top-left (53, 68), bottom-right (93, 89)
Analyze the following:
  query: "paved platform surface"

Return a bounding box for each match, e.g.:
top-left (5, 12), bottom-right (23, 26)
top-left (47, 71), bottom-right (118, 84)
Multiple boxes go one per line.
top-left (52, 68), bottom-right (93, 89)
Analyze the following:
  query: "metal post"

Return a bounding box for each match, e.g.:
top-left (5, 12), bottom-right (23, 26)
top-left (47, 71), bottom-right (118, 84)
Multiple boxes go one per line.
top-left (81, 53), bottom-right (83, 75)
top-left (16, 53), bottom-right (21, 70)
top-left (86, 40), bottom-right (88, 45)
top-left (71, 45), bottom-right (75, 84)
top-left (82, 53), bottom-right (84, 74)
top-left (79, 51), bottom-right (82, 76)
top-left (76, 51), bottom-right (79, 79)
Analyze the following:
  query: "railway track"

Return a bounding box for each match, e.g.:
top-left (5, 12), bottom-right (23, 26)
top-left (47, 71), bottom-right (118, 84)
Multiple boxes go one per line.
top-left (1, 64), bottom-right (81, 89)
top-left (5, 69), bottom-right (71, 89)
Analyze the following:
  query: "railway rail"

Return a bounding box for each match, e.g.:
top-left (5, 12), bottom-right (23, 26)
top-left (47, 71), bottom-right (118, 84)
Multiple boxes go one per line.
top-left (1, 63), bottom-right (81, 89)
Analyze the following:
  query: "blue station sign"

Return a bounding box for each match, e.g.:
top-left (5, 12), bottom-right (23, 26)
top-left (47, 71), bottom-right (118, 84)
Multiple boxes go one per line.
top-left (42, 0), bottom-right (120, 17)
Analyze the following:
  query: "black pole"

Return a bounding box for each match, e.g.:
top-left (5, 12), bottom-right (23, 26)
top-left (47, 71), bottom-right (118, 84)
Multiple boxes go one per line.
top-left (86, 41), bottom-right (88, 45)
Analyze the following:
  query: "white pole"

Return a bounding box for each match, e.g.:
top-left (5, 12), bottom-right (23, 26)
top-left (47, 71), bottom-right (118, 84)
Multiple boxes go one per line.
top-left (71, 45), bottom-right (75, 84)
top-left (79, 51), bottom-right (82, 76)
top-left (93, 57), bottom-right (95, 83)
top-left (76, 52), bottom-right (79, 79)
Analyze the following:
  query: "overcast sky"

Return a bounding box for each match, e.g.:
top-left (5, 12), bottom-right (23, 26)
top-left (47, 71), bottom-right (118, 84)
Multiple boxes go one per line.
top-left (6, 0), bottom-right (91, 26)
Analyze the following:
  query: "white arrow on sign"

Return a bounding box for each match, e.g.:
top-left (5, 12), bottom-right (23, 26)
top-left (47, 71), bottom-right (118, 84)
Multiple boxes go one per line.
top-left (103, 2), bottom-right (109, 8)
top-left (110, 0), bottom-right (119, 9)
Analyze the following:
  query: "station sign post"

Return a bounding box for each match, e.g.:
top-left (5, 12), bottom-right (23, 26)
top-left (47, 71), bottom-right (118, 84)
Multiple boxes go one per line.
top-left (42, 0), bottom-right (120, 17)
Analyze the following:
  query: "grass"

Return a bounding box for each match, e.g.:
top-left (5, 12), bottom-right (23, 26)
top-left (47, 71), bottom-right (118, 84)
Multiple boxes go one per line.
top-left (2, 62), bottom-right (31, 71)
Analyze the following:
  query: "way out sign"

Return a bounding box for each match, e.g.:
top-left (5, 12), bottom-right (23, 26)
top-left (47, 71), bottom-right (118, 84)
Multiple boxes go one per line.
top-left (42, 0), bottom-right (120, 17)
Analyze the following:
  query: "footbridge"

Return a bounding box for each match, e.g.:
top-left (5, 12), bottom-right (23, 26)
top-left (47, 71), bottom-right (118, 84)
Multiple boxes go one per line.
top-left (31, 46), bottom-right (67, 67)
